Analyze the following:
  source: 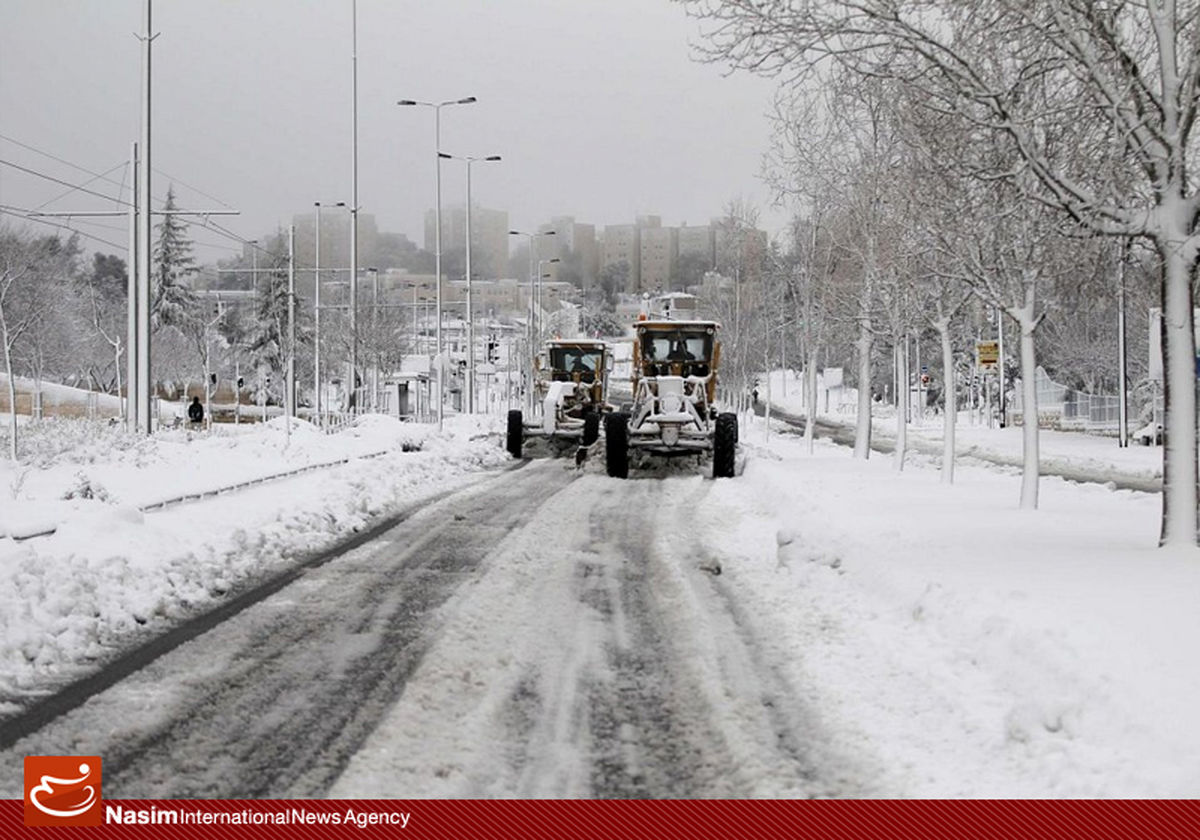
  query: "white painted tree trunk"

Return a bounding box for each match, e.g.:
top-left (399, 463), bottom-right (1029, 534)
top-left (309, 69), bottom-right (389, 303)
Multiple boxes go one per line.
top-left (894, 339), bottom-right (907, 471)
top-left (1016, 311), bottom-right (1039, 510)
top-left (114, 343), bottom-right (123, 424)
top-left (1158, 239), bottom-right (1199, 546)
top-left (3, 337), bottom-right (16, 462)
top-left (805, 349), bottom-right (818, 454)
top-left (937, 320), bottom-right (955, 484)
top-left (854, 315), bottom-right (873, 459)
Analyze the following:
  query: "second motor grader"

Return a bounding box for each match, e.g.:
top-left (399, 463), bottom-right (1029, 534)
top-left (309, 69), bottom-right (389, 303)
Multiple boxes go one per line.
top-left (506, 338), bottom-right (612, 458)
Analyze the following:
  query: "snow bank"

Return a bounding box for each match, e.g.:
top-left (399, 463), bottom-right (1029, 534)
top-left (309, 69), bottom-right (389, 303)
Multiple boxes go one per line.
top-left (703, 418), bottom-right (1200, 796)
top-left (0, 413), bottom-right (510, 707)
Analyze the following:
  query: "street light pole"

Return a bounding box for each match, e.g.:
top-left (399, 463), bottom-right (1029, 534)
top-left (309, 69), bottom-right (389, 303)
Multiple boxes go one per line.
top-left (398, 96), bottom-right (476, 428)
top-left (126, 141), bottom-right (138, 433)
top-left (1118, 239), bottom-right (1130, 446)
top-left (509, 229), bottom-right (555, 413)
top-left (538, 257), bottom-right (560, 344)
top-left (350, 0), bottom-right (359, 415)
top-left (287, 224), bottom-right (296, 433)
top-left (136, 0), bottom-right (153, 434)
top-left (441, 152), bottom-right (501, 413)
top-left (369, 266), bottom-right (379, 411)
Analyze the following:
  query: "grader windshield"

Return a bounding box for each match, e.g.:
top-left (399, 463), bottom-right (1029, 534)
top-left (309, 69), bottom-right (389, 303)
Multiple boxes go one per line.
top-left (642, 331), bottom-right (712, 363)
top-left (549, 346), bottom-right (604, 379)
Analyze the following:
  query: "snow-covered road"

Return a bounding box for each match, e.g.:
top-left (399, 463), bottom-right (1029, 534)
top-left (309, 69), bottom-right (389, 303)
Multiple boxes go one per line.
top-left (0, 461), bottom-right (578, 796)
top-left (1, 455), bottom-right (861, 798)
top-left (331, 463), bottom-right (859, 798)
top-left (5, 405), bottom-right (1198, 797)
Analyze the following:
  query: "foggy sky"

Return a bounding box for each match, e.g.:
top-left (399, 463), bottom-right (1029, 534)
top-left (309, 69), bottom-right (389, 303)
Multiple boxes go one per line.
top-left (0, 1), bottom-right (782, 263)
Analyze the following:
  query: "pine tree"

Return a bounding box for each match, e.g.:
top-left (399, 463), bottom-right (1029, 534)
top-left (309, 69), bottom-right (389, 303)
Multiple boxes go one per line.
top-left (151, 185), bottom-right (198, 332)
top-left (247, 235), bottom-right (290, 401)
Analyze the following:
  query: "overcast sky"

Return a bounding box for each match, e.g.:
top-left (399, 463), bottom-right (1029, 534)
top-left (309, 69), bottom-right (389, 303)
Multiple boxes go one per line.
top-left (0, 0), bottom-right (783, 263)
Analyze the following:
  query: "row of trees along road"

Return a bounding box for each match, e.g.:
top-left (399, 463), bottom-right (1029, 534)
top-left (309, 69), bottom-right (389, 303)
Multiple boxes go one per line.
top-left (0, 186), bottom-right (309, 460)
top-left (681, 0), bottom-right (1200, 548)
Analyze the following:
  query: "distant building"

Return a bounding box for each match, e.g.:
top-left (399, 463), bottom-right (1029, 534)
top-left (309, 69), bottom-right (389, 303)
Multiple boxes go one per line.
top-left (677, 224), bottom-right (715, 267)
top-left (639, 226), bottom-right (678, 295)
top-left (600, 224), bottom-right (641, 293)
top-left (424, 204), bottom-right (509, 280)
top-left (291, 210), bottom-right (380, 299)
top-left (538, 216), bottom-right (598, 289)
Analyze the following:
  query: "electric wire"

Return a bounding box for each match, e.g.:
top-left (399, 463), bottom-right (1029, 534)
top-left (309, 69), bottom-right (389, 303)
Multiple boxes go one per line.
top-left (34, 161), bottom-right (129, 212)
top-left (0, 138), bottom-right (274, 263)
top-left (0, 158), bottom-right (132, 207)
top-left (0, 134), bottom-right (235, 213)
top-left (0, 205), bottom-right (126, 251)
top-left (0, 132), bottom-right (128, 193)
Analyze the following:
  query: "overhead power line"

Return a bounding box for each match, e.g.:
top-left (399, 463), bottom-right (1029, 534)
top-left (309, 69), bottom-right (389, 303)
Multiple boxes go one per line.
top-left (0, 132), bottom-right (128, 193)
top-left (0, 158), bottom-right (132, 208)
top-left (0, 205), bottom-right (126, 251)
top-left (153, 166), bottom-right (236, 211)
top-left (34, 160), bottom-right (129, 212)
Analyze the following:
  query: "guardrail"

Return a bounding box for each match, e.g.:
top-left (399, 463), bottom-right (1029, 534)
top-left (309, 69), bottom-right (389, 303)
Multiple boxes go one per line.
top-left (8, 448), bottom-right (392, 542)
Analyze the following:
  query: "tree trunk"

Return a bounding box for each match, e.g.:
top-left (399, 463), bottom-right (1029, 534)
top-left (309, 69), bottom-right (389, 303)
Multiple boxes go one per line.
top-left (3, 339), bottom-right (17, 462)
top-left (1158, 239), bottom-right (1199, 546)
top-left (894, 339), bottom-right (907, 471)
top-left (805, 348), bottom-right (818, 454)
top-left (114, 344), bottom-right (123, 424)
top-left (1017, 310), bottom-right (1039, 510)
top-left (854, 315), bottom-right (873, 459)
top-left (937, 319), bottom-right (956, 484)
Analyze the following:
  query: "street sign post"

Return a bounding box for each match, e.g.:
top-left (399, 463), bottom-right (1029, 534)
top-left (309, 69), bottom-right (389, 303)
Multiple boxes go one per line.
top-left (977, 340), bottom-right (999, 373)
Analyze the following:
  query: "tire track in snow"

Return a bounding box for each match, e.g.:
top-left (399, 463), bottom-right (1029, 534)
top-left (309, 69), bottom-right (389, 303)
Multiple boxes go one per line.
top-left (0, 463), bottom-right (574, 798)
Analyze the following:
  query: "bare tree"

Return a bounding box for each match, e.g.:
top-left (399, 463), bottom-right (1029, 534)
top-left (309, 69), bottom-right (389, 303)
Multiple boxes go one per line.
top-left (0, 227), bottom-right (75, 459)
top-left (85, 274), bottom-right (126, 418)
top-left (682, 0), bottom-right (1200, 544)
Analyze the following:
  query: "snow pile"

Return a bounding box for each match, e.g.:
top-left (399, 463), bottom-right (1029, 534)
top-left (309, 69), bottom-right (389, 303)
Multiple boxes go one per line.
top-left (0, 413), bottom-right (509, 707)
top-left (699, 424), bottom-right (1200, 796)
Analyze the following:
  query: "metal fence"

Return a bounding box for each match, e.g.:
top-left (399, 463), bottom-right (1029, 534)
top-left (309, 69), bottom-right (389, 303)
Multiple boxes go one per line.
top-left (1010, 366), bottom-right (1123, 431)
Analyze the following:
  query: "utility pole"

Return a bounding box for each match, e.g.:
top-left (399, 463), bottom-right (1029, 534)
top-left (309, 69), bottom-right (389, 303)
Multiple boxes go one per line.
top-left (315, 204), bottom-right (322, 425)
top-left (349, 0), bottom-right (360, 414)
top-left (1118, 239), bottom-right (1129, 446)
top-left (370, 266), bottom-right (378, 411)
top-left (287, 224), bottom-right (296, 428)
top-left (137, 0), bottom-right (154, 434)
top-left (126, 142), bottom-right (138, 432)
top-left (127, 0), bottom-right (237, 434)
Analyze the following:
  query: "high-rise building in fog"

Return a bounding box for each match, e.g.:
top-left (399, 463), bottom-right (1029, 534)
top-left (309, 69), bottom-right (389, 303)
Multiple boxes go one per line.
top-left (639, 226), bottom-right (678, 294)
top-left (537, 216), bottom-right (598, 288)
top-left (424, 204), bottom-right (509, 280)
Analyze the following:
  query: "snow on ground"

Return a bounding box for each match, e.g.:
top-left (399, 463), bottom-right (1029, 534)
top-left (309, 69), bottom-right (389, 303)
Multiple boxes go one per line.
top-left (4, 370), bottom-right (1199, 796)
top-left (704, 425), bottom-right (1198, 796)
top-left (763, 369), bottom-right (1164, 481)
top-left (0, 411), bottom-right (509, 708)
top-left (334, 391), bottom-right (1198, 796)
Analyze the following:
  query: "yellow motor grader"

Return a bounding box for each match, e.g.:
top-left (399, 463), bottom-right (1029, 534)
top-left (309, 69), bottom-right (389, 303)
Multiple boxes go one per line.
top-left (604, 319), bottom-right (738, 478)
top-left (506, 338), bottom-right (612, 458)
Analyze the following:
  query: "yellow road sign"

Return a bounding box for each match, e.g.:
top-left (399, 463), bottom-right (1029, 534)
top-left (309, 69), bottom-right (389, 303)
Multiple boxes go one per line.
top-left (977, 340), bottom-right (999, 371)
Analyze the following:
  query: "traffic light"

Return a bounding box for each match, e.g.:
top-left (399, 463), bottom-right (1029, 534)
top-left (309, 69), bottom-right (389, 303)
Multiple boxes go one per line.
top-left (209, 373), bottom-right (217, 385)
top-left (236, 376), bottom-right (244, 389)
top-left (487, 339), bottom-right (498, 363)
